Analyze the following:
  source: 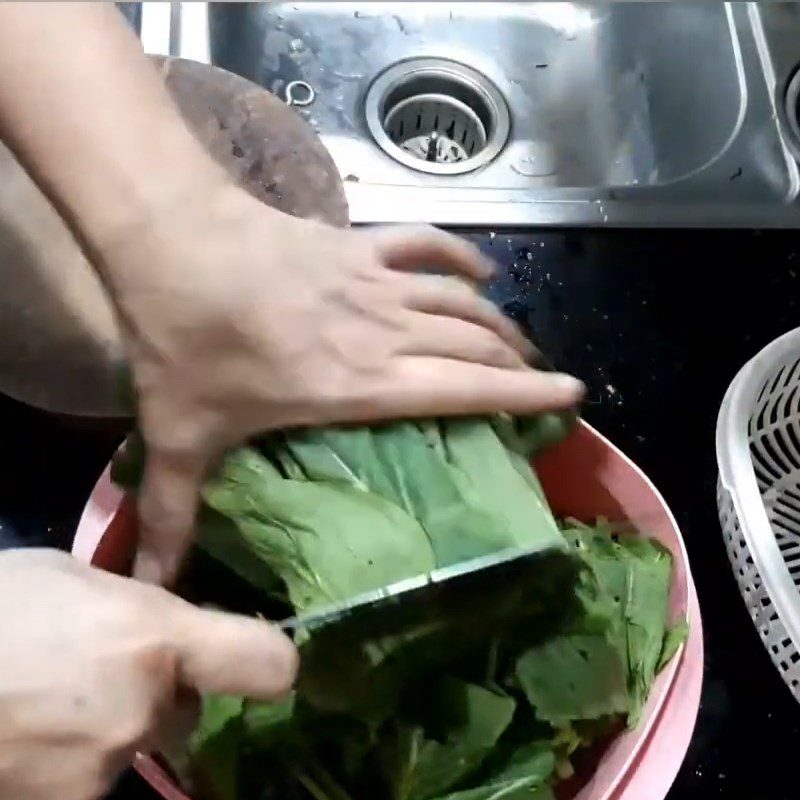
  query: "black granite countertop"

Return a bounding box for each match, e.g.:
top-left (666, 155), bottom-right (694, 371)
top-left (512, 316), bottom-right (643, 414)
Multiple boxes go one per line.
top-left (3, 228), bottom-right (800, 799)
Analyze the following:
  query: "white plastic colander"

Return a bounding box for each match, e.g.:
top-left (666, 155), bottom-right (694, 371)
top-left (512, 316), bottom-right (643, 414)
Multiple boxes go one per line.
top-left (717, 327), bottom-right (800, 696)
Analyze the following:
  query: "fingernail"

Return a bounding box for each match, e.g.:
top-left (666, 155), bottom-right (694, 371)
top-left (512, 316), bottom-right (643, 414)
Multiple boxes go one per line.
top-left (471, 257), bottom-right (494, 280)
top-left (552, 375), bottom-right (586, 398)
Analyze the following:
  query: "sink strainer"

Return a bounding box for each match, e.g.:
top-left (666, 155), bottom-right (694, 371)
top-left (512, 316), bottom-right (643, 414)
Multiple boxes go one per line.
top-left (385, 94), bottom-right (487, 164)
top-left (365, 58), bottom-right (510, 176)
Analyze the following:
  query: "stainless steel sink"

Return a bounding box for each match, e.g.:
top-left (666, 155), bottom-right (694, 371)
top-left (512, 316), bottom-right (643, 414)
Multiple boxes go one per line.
top-left (147, 2), bottom-right (800, 227)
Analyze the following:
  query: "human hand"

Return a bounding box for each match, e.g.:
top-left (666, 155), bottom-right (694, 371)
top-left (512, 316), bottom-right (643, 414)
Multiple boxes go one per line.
top-left (0, 548), bottom-right (296, 800)
top-left (0, 2), bottom-right (582, 585)
top-left (98, 185), bottom-right (584, 584)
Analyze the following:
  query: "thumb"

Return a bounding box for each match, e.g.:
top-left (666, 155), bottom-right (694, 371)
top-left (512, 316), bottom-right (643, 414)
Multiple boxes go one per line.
top-left (134, 447), bottom-right (207, 586)
top-left (165, 598), bottom-right (298, 700)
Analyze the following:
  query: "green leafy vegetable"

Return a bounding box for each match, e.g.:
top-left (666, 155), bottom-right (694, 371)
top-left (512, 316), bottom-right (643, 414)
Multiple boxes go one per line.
top-left (204, 447), bottom-right (435, 613)
top-left (281, 420), bottom-right (566, 567)
top-left (428, 741), bottom-right (555, 800)
top-left (187, 695), bottom-right (245, 800)
top-left (623, 541), bottom-right (673, 725)
top-left (380, 678), bottom-right (516, 800)
top-left (516, 633), bottom-right (629, 727)
top-left (657, 618), bottom-right (689, 672)
top-left (112, 408), bottom-right (685, 800)
top-left (243, 694), bottom-right (296, 749)
top-left (563, 527), bottom-right (676, 726)
top-left (427, 783), bottom-right (553, 800)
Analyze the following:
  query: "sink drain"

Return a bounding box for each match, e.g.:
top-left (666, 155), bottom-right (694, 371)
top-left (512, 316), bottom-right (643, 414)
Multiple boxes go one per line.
top-left (365, 58), bottom-right (510, 176)
top-left (385, 95), bottom-right (487, 164)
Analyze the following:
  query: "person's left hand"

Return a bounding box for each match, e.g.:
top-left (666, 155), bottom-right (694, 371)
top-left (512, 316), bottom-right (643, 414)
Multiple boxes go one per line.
top-left (96, 185), bottom-right (584, 585)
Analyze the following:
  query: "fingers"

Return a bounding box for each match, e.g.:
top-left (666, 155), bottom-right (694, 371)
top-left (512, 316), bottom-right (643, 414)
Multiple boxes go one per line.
top-left (375, 358), bottom-right (584, 418)
top-left (369, 225), bottom-right (494, 281)
top-left (165, 600), bottom-right (298, 700)
top-left (134, 447), bottom-right (208, 586)
top-left (400, 315), bottom-right (527, 370)
top-left (401, 275), bottom-right (533, 358)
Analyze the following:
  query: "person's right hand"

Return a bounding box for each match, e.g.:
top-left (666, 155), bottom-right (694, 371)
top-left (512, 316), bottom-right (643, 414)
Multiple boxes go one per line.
top-left (0, 548), bottom-right (297, 800)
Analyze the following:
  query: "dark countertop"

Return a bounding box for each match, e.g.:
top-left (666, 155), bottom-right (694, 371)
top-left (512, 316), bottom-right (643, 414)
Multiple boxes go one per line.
top-left (3, 228), bottom-right (800, 799)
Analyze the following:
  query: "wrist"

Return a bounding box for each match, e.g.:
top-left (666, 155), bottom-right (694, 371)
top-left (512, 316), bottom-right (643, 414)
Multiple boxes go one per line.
top-left (74, 134), bottom-right (231, 275)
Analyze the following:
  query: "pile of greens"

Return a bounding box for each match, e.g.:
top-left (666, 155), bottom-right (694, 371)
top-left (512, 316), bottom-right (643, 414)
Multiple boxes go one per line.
top-left (113, 412), bottom-right (686, 800)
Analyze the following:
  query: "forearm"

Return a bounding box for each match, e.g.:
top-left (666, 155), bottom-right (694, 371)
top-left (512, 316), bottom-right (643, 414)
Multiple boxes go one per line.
top-left (0, 2), bottom-right (226, 268)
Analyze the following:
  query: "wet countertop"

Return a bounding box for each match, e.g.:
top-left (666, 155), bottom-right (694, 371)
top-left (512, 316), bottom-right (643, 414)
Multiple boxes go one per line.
top-left (2, 228), bottom-right (800, 799)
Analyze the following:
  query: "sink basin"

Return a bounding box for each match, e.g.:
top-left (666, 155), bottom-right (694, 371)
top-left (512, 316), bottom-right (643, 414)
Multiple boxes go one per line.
top-left (210, 2), bottom-right (743, 188)
top-left (147, 2), bottom-right (800, 226)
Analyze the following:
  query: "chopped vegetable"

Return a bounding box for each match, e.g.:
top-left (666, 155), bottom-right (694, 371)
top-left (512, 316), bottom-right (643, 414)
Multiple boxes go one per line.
top-left (187, 695), bottom-right (245, 800)
top-left (112, 410), bottom-right (686, 799)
